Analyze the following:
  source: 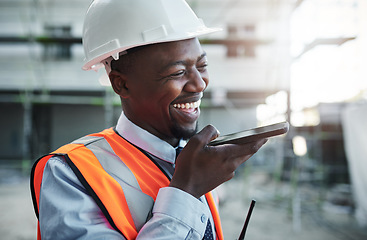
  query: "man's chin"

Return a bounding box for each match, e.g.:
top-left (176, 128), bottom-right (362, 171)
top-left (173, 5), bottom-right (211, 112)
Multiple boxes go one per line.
top-left (171, 122), bottom-right (198, 140)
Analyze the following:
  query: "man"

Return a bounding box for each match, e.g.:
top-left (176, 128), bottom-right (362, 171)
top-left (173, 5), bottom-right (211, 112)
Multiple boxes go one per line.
top-left (31, 0), bottom-right (267, 239)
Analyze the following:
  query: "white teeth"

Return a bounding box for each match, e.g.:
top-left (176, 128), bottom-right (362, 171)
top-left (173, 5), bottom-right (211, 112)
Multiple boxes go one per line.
top-left (173, 99), bottom-right (201, 109)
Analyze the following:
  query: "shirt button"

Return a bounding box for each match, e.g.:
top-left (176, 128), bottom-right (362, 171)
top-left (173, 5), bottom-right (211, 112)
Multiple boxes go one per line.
top-left (201, 215), bottom-right (206, 223)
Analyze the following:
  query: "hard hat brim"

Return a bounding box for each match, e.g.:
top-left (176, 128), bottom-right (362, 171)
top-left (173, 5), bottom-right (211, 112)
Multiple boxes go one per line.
top-left (82, 27), bottom-right (222, 71)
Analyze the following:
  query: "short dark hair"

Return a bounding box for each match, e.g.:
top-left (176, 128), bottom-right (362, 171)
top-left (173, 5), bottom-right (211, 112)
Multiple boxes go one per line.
top-left (110, 53), bottom-right (132, 73)
top-left (110, 45), bottom-right (148, 73)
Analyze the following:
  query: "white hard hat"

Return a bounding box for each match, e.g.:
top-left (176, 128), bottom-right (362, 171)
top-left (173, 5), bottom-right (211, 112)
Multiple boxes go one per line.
top-left (82, 0), bottom-right (221, 72)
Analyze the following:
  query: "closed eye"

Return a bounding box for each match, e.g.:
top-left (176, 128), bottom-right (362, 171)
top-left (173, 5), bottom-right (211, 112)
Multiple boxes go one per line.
top-left (197, 63), bottom-right (208, 72)
top-left (170, 70), bottom-right (185, 77)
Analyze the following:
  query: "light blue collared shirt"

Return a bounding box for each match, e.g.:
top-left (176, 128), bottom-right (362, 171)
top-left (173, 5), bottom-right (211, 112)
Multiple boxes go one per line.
top-left (115, 113), bottom-right (186, 179)
top-left (38, 112), bottom-right (215, 239)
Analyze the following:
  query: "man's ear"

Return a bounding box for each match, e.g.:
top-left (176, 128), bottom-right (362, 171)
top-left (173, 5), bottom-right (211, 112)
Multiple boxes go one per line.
top-left (109, 70), bottom-right (129, 98)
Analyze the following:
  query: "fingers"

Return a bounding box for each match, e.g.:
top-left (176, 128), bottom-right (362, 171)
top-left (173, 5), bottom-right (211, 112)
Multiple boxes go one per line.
top-left (212, 138), bottom-right (268, 159)
top-left (237, 138), bottom-right (268, 154)
top-left (214, 139), bottom-right (268, 173)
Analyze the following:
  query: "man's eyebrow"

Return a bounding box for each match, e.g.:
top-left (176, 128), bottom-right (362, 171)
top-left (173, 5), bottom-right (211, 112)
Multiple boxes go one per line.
top-left (198, 52), bottom-right (207, 61)
top-left (162, 52), bottom-right (208, 70)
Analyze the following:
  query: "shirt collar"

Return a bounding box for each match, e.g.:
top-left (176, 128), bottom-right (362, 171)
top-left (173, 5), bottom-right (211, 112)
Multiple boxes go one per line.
top-left (115, 112), bottom-right (186, 164)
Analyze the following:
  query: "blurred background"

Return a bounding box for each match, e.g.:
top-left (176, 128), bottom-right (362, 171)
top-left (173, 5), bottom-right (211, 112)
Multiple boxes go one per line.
top-left (1, 0), bottom-right (367, 239)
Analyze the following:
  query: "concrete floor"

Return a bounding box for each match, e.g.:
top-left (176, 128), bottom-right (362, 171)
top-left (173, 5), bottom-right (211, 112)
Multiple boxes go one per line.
top-left (1, 169), bottom-right (367, 240)
top-left (218, 171), bottom-right (367, 240)
top-left (0, 178), bottom-right (37, 240)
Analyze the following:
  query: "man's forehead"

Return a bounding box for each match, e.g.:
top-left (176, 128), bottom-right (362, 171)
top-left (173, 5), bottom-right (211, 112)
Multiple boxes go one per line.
top-left (140, 39), bottom-right (204, 60)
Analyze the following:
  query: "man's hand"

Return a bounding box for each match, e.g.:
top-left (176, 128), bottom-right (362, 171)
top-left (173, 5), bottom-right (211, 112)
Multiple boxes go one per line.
top-left (169, 125), bottom-right (268, 198)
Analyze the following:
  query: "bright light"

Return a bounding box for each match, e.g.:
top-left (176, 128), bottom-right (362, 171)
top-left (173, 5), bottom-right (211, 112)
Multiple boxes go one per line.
top-left (291, 44), bottom-right (361, 110)
top-left (291, 108), bottom-right (320, 127)
top-left (290, 0), bottom-right (367, 118)
top-left (292, 136), bottom-right (308, 157)
top-left (256, 91), bottom-right (288, 124)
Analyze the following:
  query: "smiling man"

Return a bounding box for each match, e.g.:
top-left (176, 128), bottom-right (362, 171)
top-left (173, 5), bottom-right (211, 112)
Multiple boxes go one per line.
top-left (110, 39), bottom-right (208, 145)
top-left (30, 0), bottom-right (267, 239)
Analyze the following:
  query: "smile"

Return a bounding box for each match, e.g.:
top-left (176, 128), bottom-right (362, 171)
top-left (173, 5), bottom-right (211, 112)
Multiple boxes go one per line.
top-left (172, 99), bottom-right (201, 110)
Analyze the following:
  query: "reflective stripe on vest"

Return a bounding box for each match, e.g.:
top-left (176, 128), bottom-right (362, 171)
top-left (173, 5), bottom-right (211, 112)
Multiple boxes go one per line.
top-left (31, 127), bottom-right (223, 240)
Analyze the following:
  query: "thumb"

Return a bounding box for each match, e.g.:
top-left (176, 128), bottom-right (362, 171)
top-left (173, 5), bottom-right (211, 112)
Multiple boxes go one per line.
top-left (187, 125), bottom-right (220, 148)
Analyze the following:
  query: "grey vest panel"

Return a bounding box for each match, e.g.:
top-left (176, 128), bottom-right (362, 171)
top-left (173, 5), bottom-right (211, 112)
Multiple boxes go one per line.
top-left (72, 135), bottom-right (154, 231)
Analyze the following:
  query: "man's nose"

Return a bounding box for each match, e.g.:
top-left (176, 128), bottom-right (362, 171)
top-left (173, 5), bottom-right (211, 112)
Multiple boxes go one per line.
top-left (184, 69), bottom-right (207, 92)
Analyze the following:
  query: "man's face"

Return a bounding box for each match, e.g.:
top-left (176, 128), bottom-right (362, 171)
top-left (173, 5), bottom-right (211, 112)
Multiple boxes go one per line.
top-left (117, 38), bottom-right (209, 145)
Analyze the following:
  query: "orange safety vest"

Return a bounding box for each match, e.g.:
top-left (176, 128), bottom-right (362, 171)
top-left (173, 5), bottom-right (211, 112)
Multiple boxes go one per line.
top-left (31, 128), bottom-right (224, 240)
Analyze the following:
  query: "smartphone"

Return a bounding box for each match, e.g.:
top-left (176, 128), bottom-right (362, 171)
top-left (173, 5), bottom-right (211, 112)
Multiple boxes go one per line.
top-left (208, 121), bottom-right (289, 146)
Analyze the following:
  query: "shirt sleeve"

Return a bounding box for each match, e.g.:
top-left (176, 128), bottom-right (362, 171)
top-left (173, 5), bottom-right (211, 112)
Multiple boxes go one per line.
top-left (39, 156), bottom-right (123, 240)
top-left (137, 187), bottom-right (211, 239)
top-left (39, 156), bottom-right (211, 240)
